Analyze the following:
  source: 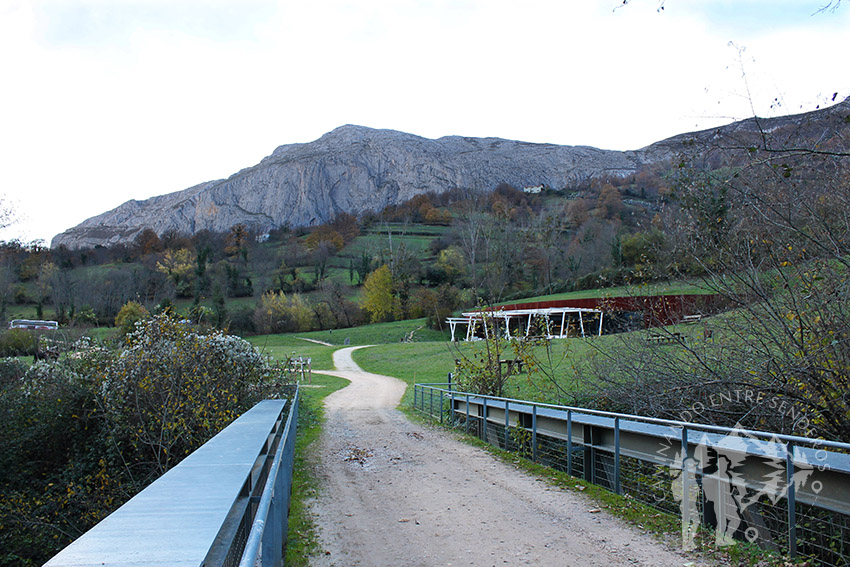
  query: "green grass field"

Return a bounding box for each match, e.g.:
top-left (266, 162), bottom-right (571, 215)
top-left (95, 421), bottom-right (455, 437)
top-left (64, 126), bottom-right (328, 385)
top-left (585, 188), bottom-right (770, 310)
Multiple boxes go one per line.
top-left (249, 304), bottom-right (712, 408)
top-left (502, 280), bottom-right (713, 305)
top-left (338, 234), bottom-right (435, 261)
top-left (246, 334), bottom-right (338, 371)
top-left (292, 318), bottom-right (450, 346)
top-left (347, 337), bottom-right (598, 406)
top-left (343, 318), bottom-right (710, 407)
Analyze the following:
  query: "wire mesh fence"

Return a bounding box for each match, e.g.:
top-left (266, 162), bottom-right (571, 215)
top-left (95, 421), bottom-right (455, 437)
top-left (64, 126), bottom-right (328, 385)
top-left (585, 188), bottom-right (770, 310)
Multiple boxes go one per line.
top-left (413, 383), bottom-right (850, 566)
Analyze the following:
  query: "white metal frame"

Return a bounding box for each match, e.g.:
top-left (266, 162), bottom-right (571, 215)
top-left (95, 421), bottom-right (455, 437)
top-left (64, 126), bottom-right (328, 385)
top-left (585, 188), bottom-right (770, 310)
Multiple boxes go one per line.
top-left (447, 307), bottom-right (603, 342)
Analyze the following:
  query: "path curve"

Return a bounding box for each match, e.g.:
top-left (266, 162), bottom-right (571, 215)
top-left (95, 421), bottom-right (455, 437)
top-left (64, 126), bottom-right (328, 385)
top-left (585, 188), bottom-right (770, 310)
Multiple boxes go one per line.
top-left (309, 347), bottom-right (709, 566)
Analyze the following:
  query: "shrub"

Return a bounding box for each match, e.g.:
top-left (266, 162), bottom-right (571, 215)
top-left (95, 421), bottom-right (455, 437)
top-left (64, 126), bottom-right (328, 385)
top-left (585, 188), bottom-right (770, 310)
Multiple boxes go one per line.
top-left (0, 357), bottom-right (27, 389)
top-left (114, 301), bottom-right (149, 335)
top-left (102, 314), bottom-right (288, 474)
top-left (73, 306), bottom-right (98, 327)
top-left (12, 284), bottom-right (27, 304)
top-left (0, 328), bottom-right (37, 357)
top-left (253, 291), bottom-right (316, 333)
top-left (228, 305), bottom-right (257, 335)
top-left (0, 313), bottom-right (292, 565)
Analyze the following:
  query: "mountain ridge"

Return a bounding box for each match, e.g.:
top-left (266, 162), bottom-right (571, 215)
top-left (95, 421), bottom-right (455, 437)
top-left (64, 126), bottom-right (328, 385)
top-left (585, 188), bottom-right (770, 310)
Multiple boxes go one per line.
top-left (51, 99), bottom-right (850, 249)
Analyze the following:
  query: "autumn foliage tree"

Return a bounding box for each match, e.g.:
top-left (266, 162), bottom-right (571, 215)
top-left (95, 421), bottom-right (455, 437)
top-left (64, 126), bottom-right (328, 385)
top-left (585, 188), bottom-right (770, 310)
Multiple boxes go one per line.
top-left (304, 226), bottom-right (344, 252)
top-left (361, 264), bottom-right (400, 323)
top-left (134, 229), bottom-right (163, 256)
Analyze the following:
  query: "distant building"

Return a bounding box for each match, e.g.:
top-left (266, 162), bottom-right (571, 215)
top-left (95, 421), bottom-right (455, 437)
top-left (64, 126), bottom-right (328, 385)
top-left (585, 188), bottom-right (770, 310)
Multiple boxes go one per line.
top-left (523, 184), bottom-right (544, 194)
top-left (8, 319), bottom-right (59, 330)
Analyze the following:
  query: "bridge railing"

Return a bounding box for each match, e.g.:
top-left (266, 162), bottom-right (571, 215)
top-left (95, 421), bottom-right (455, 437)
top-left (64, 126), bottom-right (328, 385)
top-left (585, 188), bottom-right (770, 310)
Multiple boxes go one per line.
top-left (44, 388), bottom-right (299, 567)
top-left (414, 382), bottom-right (850, 566)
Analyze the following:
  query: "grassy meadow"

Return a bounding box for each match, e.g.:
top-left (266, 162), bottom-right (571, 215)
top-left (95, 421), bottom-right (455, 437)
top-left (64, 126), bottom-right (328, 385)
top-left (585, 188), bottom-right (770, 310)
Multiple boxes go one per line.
top-left (249, 309), bottom-right (715, 409)
top-left (502, 280), bottom-right (714, 304)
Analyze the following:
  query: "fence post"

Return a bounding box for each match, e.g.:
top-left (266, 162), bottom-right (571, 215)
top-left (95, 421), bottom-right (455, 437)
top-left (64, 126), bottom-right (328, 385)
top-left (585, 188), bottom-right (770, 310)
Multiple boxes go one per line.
top-left (787, 442), bottom-right (797, 558)
top-left (440, 390), bottom-right (444, 425)
top-left (414, 385), bottom-right (419, 410)
top-left (681, 427), bottom-right (693, 550)
top-left (429, 387), bottom-right (434, 418)
top-left (532, 405), bottom-right (538, 462)
top-left (465, 394), bottom-right (470, 434)
top-left (614, 416), bottom-right (621, 495)
top-left (567, 409), bottom-right (573, 477)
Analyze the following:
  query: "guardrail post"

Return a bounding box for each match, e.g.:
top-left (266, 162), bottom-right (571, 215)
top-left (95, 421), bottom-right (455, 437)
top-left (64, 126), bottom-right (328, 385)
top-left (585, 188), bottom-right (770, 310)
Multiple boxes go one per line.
top-left (614, 416), bottom-right (621, 495)
top-left (505, 400), bottom-right (510, 451)
top-left (482, 398), bottom-right (488, 442)
top-left (787, 442), bottom-right (797, 558)
top-left (567, 409), bottom-right (572, 477)
top-left (532, 405), bottom-right (538, 462)
top-left (583, 424), bottom-right (595, 484)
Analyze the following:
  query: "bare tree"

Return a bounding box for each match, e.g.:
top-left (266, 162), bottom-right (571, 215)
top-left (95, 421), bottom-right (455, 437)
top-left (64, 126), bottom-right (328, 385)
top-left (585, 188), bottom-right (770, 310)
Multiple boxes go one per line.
top-left (452, 195), bottom-right (487, 295)
top-left (582, 107), bottom-right (850, 441)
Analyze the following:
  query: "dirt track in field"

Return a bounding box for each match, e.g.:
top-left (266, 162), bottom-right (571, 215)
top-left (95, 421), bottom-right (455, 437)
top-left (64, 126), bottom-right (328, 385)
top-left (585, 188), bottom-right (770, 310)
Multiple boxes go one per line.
top-left (308, 346), bottom-right (712, 567)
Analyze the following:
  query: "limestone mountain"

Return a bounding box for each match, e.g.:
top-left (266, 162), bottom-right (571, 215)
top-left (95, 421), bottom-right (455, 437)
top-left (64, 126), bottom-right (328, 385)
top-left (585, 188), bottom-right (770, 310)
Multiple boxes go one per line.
top-left (50, 126), bottom-right (647, 249)
top-left (52, 97), bottom-right (850, 249)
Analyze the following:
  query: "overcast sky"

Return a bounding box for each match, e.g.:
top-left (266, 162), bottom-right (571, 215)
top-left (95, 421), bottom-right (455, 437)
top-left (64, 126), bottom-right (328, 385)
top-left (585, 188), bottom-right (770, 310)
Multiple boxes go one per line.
top-left (1, 0), bottom-right (848, 245)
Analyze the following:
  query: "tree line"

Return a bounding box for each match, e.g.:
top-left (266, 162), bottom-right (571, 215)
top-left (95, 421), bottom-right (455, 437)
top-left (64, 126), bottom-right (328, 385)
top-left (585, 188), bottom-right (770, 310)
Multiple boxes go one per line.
top-left (0, 168), bottom-right (678, 338)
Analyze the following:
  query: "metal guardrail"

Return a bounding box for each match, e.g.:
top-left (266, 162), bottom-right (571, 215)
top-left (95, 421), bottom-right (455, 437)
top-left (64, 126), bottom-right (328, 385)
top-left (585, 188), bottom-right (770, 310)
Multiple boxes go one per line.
top-left (238, 388), bottom-right (300, 567)
top-left (414, 382), bottom-right (850, 566)
top-left (44, 389), bottom-right (299, 567)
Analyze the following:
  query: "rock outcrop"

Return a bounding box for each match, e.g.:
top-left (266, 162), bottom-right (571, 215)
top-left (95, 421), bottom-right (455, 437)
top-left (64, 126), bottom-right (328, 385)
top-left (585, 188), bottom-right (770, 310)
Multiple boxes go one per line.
top-left (52, 96), bottom-right (850, 249)
top-left (51, 126), bottom-right (647, 248)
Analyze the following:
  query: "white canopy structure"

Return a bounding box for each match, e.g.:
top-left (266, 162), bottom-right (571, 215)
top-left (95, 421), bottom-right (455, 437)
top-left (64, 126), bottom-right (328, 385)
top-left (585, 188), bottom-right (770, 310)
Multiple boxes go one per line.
top-left (446, 306), bottom-right (603, 342)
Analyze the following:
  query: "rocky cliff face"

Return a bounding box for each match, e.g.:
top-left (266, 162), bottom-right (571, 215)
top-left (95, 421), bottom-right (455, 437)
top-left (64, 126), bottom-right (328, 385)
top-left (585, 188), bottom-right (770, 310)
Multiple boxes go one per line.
top-left (52, 96), bottom-right (850, 249)
top-left (51, 125), bottom-right (648, 248)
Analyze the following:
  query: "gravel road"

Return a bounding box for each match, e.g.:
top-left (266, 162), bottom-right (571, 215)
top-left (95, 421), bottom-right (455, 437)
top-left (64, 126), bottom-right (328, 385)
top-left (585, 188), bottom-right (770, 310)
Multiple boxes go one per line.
top-left (308, 346), bottom-right (711, 567)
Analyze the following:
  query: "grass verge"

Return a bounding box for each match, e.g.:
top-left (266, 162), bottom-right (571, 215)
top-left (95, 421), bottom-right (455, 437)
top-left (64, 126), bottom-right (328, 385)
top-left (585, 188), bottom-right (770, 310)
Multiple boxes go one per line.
top-left (284, 373), bottom-right (350, 566)
top-left (506, 280), bottom-right (714, 304)
top-left (247, 334), bottom-right (338, 371)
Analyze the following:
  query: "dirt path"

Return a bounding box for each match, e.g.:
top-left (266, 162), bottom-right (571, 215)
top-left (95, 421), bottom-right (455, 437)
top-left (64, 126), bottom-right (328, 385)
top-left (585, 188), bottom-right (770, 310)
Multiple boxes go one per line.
top-left (297, 337), bottom-right (334, 347)
top-left (309, 347), bottom-right (709, 567)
